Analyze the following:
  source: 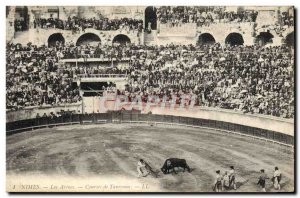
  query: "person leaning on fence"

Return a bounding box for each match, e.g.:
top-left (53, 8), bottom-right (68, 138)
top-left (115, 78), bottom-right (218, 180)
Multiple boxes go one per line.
top-left (257, 169), bottom-right (269, 192)
top-left (272, 167), bottom-right (282, 190)
top-left (213, 170), bottom-right (222, 192)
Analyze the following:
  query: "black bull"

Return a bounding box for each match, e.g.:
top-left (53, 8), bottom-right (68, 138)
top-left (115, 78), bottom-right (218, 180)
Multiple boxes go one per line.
top-left (161, 158), bottom-right (191, 174)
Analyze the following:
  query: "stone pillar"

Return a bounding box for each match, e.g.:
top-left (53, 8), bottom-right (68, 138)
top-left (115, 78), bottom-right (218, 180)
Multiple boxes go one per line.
top-left (140, 31), bottom-right (144, 45)
top-left (58, 7), bottom-right (68, 20)
top-left (272, 35), bottom-right (283, 46)
top-left (6, 6), bottom-right (16, 42)
top-left (27, 7), bottom-right (35, 30)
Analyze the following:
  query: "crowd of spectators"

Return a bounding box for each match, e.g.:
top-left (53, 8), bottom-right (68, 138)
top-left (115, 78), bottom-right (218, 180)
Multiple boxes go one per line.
top-left (280, 11), bottom-right (294, 27)
top-left (57, 42), bottom-right (134, 60)
top-left (157, 6), bottom-right (258, 27)
top-left (6, 42), bottom-right (82, 110)
top-left (14, 19), bottom-right (27, 32)
top-left (13, 6), bottom-right (293, 37)
top-left (256, 11), bottom-right (294, 39)
top-left (14, 7), bottom-right (292, 34)
top-left (121, 44), bottom-right (294, 118)
top-left (35, 109), bottom-right (77, 119)
top-left (33, 16), bottom-right (143, 33)
top-left (6, 41), bottom-right (294, 118)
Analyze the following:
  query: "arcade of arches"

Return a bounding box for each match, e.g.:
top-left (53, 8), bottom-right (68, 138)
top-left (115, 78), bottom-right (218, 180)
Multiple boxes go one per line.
top-left (76, 33), bottom-right (101, 46)
top-left (225, 33), bottom-right (244, 46)
top-left (286, 32), bottom-right (294, 48)
top-left (198, 33), bottom-right (216, 46)
top-left (256, 32), bottom-right (274, 46)
top-left (46, 30), bottom-right (292, 48)
top-left (48, 33), bottom-right (65, 47)
top-left (112, 34), bottom-right (131, 45)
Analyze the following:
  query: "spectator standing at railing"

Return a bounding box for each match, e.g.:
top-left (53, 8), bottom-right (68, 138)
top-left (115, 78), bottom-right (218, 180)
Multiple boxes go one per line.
top-left (147, 21), bottom-right (152, 33)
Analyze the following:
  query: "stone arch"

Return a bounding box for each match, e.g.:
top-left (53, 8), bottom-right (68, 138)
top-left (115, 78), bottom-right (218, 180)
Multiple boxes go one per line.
top-left (76, 33), bottom-right (101, 46)
top-left (48, 33), bottom-right (65, 47)
top-left (112, 34), bottom-right (131, 45)
top-left (256, 31), bottom-right (274, 46)
top-left (285, 31), bottom-right (294, 48)
top-left (145, 6), bottom-right (157, 30)
top-left (198, 33), bottom-right (216, 46)
top-left (225, 32), bottom-right (244, 46)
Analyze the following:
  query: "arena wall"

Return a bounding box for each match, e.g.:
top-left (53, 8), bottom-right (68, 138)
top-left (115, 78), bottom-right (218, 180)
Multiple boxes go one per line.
top-left (6, 102), bottom-right (294, 145)
top-left (156, 36), bottom-right (196, 45)
top-left (150, 106), bottom-right (294, 136)
top-left (6, 111), bottom-right (294, 146)
top-left (6, 103), bottom-right (82, 122)
top-left (199, 22), bottom-right (255, 45)
top-left (85, 100), bottom-right (294, 136)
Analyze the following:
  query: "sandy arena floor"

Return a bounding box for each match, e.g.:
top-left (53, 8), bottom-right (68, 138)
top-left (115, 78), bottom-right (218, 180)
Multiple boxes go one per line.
top-left (6, 123), bottom-right (294, 192)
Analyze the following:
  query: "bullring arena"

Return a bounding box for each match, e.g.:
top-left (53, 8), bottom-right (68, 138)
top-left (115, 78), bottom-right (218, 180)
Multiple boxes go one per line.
top-left (6, 6), bottom-right (294, 193)
top-left (6, 110), bottom-right (294, 192)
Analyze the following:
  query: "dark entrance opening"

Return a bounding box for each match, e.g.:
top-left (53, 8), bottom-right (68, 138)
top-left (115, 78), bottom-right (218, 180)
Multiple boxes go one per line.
top-left (286, 32), bottom-right (294, 48)
top-left (48, 33), bottom-right (65, 47)
top-left (81, 82), bottom-right (116, 97)
top-left (145, 6), bottom-right (157, 31)
top-left (112, 34), bottom-right (131, 46)
top-left (256, 32), bottom-right (274, 46)
top-left (76, 33), bottom-right (101, 46)
top-left (198, 33), bottom-right (216, 46)
top-left (225, 33), bottom-right (244, 46)
top-left (15, 6), bottom-right (29, 31)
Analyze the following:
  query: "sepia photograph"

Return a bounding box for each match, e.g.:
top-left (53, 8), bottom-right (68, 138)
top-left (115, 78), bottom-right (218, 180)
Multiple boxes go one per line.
top-left (5, 5), bottom-right (295, 193)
